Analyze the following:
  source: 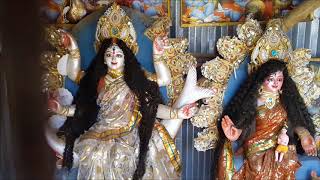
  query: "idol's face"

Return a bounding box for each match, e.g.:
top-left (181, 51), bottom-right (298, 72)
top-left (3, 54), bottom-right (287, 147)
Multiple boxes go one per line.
top-left (262, 71), bottom-right (284, 93)
top-left (104, 44), bottom-right (125, 71)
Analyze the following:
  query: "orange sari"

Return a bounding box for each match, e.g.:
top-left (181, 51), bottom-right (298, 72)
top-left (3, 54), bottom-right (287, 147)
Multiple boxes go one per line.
top-left (218, 103), bottom-right (301, 180)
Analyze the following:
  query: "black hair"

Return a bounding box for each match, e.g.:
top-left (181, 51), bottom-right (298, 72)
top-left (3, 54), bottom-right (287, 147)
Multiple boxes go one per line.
top-left (60, 38), bottom-right (163, 179)
top-left (212, 60), bottom-right (315, 176)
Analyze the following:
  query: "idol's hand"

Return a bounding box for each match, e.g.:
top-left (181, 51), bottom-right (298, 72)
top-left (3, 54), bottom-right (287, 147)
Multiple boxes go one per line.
top-left (48, 92), bottom-right (62, 114)
top-left (153, 34), bottom-right (169, 56)
top-left (301, 134), bottom-right (317, 156)
top-left (221, 115), bottom-right (242, 142)
top-left (177, 103), bottom-right (199, 119)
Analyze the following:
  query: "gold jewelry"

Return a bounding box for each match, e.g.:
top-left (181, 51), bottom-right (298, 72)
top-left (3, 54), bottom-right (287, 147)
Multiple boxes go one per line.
top-left (107, 69), bottom-right (123, 79)
top-left (144, 17), bottom-right (171, 41)
top-left (95, 3), bottom-right (138, 54)
top-left (170, 108), bottom-right (179, 119)
top-left (259, 87), bottom-right (280, 109)
top-left (153, 54), bottom-right (164, 64)
top-left (59, 106), bottom-right (69, 116)
top-left (296, 129), bottom-right (311, 140)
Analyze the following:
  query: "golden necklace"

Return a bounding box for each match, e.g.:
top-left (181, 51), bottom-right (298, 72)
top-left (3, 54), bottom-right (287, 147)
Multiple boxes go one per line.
top-left (259, 88), bottom-right (279, 109)
top-left (107, 69), bottom-right (124, 79)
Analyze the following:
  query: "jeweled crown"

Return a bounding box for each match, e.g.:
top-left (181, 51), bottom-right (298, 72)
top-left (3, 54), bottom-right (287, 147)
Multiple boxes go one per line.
top-left (95, 3), bottom-right (139, 54)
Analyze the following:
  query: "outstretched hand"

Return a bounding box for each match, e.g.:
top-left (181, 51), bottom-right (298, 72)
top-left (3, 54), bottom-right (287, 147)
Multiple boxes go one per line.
top-left (301, 135), bottom-right (317, 156)
top-left (221, 115), bottom-right (242, 142)
top-left (178, 103), bottom-right (199, 119)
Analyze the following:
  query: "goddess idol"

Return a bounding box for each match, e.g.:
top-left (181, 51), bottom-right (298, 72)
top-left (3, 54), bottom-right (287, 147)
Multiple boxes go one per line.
top-left (214, 59), bottom-right (317, 179)
top-left (46, 4), bottom-right (215, 180)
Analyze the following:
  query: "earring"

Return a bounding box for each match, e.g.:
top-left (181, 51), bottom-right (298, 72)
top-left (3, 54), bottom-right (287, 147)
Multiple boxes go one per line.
top-left (279, 90), bottom-right (282, 94)
top-left (259, 87), bottom-right (263, 94)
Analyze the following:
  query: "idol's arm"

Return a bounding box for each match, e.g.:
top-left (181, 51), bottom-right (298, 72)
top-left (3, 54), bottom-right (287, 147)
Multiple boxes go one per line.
top-left (160, 66), bottom-right (215, 138)
top-left (152, 35), bottom-right (171, 87)
top-left (156, 104), bottom-right (198, 120)
top-left (294, 126), bottom-right (311, 139)
top-left (153, 55), bottom-right (172, 87)
top-left (294, 126), bottom-right (317, 156)
top-left (57, 30), bottom-right (82, 83)
top-left (156, 104), bottom-right (179, 119)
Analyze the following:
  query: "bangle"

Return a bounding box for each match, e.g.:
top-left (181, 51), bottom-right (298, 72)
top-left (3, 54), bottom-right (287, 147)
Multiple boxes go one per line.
top-left (153, 54), bottom-right (164, 64)
top-left (170, 108), bottom-right (179, 119)
top-left (60, 106), bottom-right (69, 116)
top-left (297, 129), bottom-right (311, 139)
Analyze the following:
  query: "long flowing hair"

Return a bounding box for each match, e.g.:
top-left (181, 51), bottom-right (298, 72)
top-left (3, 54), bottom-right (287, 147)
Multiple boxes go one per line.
top-left (212, 60), bottom-right (315, 176)
top-left (60, 38), bottom-right (163, 179)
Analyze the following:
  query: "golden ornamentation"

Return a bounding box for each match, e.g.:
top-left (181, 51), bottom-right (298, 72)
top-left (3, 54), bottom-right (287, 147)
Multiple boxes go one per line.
top-left (250, 19), bottom-right (292, 71)
top-left (66, 0), bottom-right (87, 24)
top-left (193, 16), bottom-right (264, 151)
top-left (287, 48), bottom-right (320, 106)
top-left (259, 88), bottom-right (280, 109)
top-left (107, 69), bottom-right (124, 79)
top-left (69, 48), bottom-right (81, 59)
top-left (154, 122), bottom-right (181, 173)
top-left (201, 57), bottom-right (233, 85)
top-left (313, 114), bottom-right (320, 137)
top-left (161, 38), bottom-right (197, 105)
top-left (192, 79), bottom-right (223, 151)
top-left (237, 15), bottom-right (263, 48)
top-left (81, 97), bottom-right (142, 141)
top-left (95, 3), bottom-right (138, 54)
top-left (41, 27), bottom-right (68, 92)
top-left (194, 126), bottom-right (220, 151)
top-left (169, 108), bottom-right (179, 119)
top-left (41, 51), bottom-right (64, 92)
top-left (144, 17), bottom-right (172, 41)
top-left (45, 26), bottom-right (68, 54)
top-left (217, 36), bottom-right (247, 64)
top-left (286, 49), bottom-right (320, 143)
top-left (191, 80), bottom-right (224, 128)
top-left (224, 140), bottom-right (235, 180)
top-left (295, 128), bottom-right (311, 140)
top-left (143, 70), bottom-right (158, 82)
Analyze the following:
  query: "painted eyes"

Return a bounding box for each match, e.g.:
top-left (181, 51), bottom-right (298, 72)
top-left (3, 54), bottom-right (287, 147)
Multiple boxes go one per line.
top-left (267, 78), bottom-right (283, 82)
top-left (116, 54), bottom-right (123, 58)
top-left (105, 53), bottom-right (123, 58)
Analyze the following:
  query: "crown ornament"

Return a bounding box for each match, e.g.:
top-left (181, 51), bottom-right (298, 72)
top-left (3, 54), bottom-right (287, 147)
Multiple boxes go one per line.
top-left (250, 19), bottom-right (292, 71)
top-left (95, 3), bottom-right (138, 54)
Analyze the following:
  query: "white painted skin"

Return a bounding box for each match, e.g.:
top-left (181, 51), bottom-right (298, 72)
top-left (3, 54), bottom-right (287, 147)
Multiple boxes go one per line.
top-left (104, 44), bottom-right (125, 71)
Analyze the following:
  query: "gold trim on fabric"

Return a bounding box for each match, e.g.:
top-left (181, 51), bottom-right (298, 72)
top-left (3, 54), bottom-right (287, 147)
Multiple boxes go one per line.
top-left (224, 140), bottom-right (235, 180)
top-left (245, 137), bottom-right (277, 157)
top-left (154, 122), bottom-right (181, 173)
top-left (81, 98), bottom-right (141, 141)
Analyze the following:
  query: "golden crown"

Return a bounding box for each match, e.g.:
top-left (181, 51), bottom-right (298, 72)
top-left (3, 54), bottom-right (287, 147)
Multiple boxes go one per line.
top-left (250, 19), bottom-right (292, 71)
top-left (95, 3), bottom-right (139, 54)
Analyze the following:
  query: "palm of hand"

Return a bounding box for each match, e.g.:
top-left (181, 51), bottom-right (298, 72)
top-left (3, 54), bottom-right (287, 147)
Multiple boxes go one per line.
top-left (153, 35), bottom-right (169, 55)
top-left (221, 115), bottom-right (242, 142)
top-left (178, 103), bottom-right (198, 119)
top-left (301, 135), bottom-right (317, 156)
